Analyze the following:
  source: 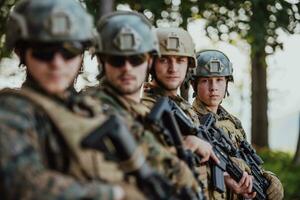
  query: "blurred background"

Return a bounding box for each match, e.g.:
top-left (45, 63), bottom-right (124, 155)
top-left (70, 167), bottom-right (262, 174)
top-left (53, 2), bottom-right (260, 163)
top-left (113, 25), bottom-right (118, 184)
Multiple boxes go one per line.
top-left (0, 0), bottom-right (300, 199)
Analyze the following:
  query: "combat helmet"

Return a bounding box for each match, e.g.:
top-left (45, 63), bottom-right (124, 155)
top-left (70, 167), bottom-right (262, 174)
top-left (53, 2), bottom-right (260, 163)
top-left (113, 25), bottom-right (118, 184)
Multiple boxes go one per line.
top-left (5, 0), bottom-right (94, 50)
top-left (95, 11), bottom-right (159, 56)
top-left (156, 27), bottom-right (196, 68)
top-left (192, 50), bottom-right (233, 81)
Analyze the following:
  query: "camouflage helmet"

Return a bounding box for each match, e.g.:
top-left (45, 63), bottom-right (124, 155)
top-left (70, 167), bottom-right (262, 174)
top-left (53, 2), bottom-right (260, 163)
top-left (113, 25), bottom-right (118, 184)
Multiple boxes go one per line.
top-left (156, 27), bottom-right (196, 68)
top-left (5, 0), bottom-right (94, 50)
top-left (95, 11), bottom-right (159, 56)
top-left (192, 50), bottom-right (233, 81)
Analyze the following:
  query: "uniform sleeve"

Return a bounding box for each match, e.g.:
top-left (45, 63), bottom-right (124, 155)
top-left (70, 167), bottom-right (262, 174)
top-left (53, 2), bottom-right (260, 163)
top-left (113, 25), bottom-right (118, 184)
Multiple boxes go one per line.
top-left (139, 129), bottom-right (200, 192)
top-left (231, 115), bottom-right (247, 140)
top-left (0, 96), bottom-right (115, 200)
top-left (140, 97), bottom-right (156, 110)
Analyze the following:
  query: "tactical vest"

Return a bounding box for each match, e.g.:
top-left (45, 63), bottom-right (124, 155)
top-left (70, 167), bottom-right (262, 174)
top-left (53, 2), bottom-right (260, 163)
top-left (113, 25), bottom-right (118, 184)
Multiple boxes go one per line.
top-left (142, 84), bottom-right (217, 199)
top-left (1, 88), bottom-right (124, 183)
top-left (86, 85), bottom-right (202, 193)
top-left (170, 95), bottom-right (201, 127)
top-left (193, 98), bottom-right (252, 200)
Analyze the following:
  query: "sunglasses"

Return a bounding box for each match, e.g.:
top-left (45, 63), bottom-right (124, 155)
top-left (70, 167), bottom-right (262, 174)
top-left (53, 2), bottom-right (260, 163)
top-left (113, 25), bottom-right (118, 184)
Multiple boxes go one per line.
top-left (30, 42), bottom-right (84, 61)
top-left (101, 54), bottom-right (148, 68)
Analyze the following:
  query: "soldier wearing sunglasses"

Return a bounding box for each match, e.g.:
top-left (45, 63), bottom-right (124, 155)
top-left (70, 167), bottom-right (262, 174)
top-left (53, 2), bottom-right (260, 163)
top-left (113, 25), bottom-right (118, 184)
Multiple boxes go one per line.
top-left (0, 0), bottom-right (146, 199)
top-left (84, 11), bottom-right (203, 196)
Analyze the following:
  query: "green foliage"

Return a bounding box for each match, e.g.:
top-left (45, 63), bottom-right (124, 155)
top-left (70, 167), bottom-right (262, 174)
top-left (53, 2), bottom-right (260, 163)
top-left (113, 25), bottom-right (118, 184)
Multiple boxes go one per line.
top-left (82, 0), bottom-right (300, 55)
top-left (187, 1), bottom-right (300, 54)
top-left (259, 149), bottom-right (300, 200)
top-left (0, 0), bottom-right (20, 59)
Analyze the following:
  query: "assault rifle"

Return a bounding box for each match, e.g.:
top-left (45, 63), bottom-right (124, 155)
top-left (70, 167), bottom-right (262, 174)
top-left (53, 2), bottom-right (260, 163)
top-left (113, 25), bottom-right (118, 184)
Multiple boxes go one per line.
top-left (147, 97), bottom-right (205, 200)
top-left (147, 97), bottom-right (201, 169)
top-left (167, 98), bottom-right (269, 200)
top-left (81, 114), bottom-right (196, 200)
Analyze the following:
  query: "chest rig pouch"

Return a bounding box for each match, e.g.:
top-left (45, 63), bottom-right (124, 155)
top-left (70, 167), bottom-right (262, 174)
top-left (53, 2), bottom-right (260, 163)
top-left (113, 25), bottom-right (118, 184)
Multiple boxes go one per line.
top-left (1, 88), bottom-right (124, 183)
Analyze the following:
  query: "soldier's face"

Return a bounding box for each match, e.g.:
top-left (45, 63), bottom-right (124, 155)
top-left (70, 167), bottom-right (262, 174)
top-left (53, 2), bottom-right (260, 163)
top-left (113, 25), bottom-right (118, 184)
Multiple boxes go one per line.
top-left (103, 54), bottom-right (150, 98)
top-left (154, 55), bottom-right (188, 93)
top-left (25, 48), bottom-right (82, 94)
top-left (196, 76), bottom-right (226, 109)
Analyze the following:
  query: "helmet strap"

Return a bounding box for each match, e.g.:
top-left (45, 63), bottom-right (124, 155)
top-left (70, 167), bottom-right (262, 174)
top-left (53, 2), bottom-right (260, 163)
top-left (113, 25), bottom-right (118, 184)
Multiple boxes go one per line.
top-left (225, 80), bottom-right (230, 97)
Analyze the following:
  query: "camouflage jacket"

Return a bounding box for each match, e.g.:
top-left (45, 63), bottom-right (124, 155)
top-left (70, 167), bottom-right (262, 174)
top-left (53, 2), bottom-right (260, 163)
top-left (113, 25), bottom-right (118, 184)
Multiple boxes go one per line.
top-left (0, 82), bottom-right (138, 200)
top-left (142, 82), bottom-right (200, 127)
top-left (83, 81), bottom-right (200, 192)
top-left (192, 98), bottom-right (246, 147)
top-left (192, 98), bottom-right (284, 200)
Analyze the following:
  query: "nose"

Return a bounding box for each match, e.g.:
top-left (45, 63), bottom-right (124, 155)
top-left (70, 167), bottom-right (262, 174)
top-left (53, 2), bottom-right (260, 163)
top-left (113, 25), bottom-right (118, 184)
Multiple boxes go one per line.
top-left (167, 58), bottom-right (176, 72)
top-left (121, 60), bottom-right (134, 71)
top-left (209, 79), bottom-right (217, 91)
top-left (49, 53), bottom-right (65, 69)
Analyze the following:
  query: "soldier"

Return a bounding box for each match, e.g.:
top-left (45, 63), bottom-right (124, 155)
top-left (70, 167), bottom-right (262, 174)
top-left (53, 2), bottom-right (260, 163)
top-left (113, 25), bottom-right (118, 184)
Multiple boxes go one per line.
top-left (191, 49), bottom-right (284, 200)
top-left (141, 27), bottom-right (218, 199)
top-left (142, 27), bottom-right (200, 125)
top-left (0, 0), bottom-right (145, 199)
top-left (141, 27), bottom-right (219, 163)
top-left (84, 11), bottom-right (202, 197)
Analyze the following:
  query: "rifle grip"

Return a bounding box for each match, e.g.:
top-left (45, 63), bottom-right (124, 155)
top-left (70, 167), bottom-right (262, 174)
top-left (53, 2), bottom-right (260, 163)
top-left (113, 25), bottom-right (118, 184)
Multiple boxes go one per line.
top-left (212, 165), bottom-right (225, 193)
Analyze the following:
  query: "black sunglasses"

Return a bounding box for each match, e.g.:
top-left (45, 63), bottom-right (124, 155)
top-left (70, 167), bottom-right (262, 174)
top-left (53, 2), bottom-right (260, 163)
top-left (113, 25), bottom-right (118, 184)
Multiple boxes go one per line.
top-left (30, 42), bottom-right (84, 61)
top-left (101, 54), bottom-right (148, 68)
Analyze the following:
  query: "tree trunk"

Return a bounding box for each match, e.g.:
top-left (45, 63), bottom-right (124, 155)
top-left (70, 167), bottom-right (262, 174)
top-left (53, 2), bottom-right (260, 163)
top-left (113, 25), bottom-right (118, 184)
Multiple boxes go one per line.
top-left (251, 48), bottom-right (269, 148)
top-left (99, 0), bottom-right (114, 18)
top-left (293, 113), bottom-right (300, 166)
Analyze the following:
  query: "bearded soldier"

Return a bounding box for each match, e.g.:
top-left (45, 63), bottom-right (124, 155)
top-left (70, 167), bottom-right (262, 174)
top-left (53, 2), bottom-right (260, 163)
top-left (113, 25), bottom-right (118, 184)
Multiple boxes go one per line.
top-left (191, 49), bottom-right (284, 200)
top-left (0, 0), bottom-right (145, 199)
top-left (83, 11), bottom-right (203, 197)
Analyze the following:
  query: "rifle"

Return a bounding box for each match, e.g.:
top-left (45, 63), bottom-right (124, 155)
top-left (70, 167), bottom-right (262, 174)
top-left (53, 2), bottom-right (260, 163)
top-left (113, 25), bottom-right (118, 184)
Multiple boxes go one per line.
top-left (239, 140), bottom-right (269, 193)
top-left (168, 99), bottom-right (269, 200)
top-left (81, 114), bottom-right (196, 200)
top-left (147, 97), bottom-right (201, 169)
top-left (147, 97), bottom-right (205, 200)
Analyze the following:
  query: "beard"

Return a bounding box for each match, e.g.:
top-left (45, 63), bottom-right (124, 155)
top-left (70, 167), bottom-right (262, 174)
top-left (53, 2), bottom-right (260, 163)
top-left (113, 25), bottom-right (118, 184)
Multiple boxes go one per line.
top-left (110, 73), bottom-right (144, 96)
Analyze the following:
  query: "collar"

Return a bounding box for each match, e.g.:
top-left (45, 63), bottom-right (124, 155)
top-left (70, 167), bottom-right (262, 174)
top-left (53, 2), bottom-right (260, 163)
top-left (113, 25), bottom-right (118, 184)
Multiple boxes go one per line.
top-left (192, 98), bottom-right (232, 120)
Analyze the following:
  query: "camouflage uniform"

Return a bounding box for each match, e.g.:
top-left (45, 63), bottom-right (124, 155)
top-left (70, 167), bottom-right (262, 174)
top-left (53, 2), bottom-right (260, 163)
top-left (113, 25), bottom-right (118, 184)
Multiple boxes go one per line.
top-left (193, 98), bottom-right (248, 200)
top-left (0, 83), bottom-right (144, 200)
top-left (0, 0), bottom-right (144, 199)
top-left (193, 96), bottom-right (284, 200)
top-left (143, 82), bottom-right (200, 126)
top-left (84, 81), bottom-right (200, 192)
top-left (192, 98), bottom-right (246, 147)
top-left (192, 50), bottom-right (284, 200)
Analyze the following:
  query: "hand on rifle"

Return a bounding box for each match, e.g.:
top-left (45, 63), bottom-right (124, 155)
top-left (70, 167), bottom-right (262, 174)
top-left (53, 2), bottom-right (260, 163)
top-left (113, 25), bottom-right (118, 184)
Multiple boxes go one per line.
top-left (224, 171), bottom-right (256, 199)
top-left (183, 135), bottom-right (220, 164)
